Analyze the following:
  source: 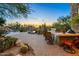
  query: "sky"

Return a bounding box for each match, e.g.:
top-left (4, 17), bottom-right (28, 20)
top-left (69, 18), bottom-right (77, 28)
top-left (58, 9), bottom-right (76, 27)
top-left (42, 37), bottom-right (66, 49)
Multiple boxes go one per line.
top-left (7, 3), bottom-right (71, 25)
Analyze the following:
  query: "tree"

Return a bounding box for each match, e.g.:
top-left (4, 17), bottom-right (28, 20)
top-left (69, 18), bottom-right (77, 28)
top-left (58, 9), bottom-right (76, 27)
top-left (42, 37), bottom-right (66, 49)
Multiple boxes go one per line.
top-left (0, 3), bottom-right (30, 19)
top-left (57, 16), bottom-right (71, 31)
top-left (0, 3), bottom-right (30, 18)
top-left (57, 16), bottom-right (71, 28)
top-left (53, 16), bottom-right (71, 32)
top-left (53, 22), bottom-right (65, 32)
top-left (0, 17), bottom-right (6, 26)
top-left (0, 3), bottom-right (31, 26)
top-left (0, 3), bottom-right (31, 36)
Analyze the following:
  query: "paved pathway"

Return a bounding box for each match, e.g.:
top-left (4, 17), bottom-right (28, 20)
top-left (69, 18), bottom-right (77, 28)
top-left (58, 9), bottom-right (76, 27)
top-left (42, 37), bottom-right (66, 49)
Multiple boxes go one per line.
top-left (7, 32), bottom-right (79, 56)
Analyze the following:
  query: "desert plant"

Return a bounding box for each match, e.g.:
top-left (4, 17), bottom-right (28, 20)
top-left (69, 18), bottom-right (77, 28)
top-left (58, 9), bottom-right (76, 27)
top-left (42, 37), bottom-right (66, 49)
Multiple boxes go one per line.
top-left (0, 36), bottom-right (18, 52)
top-left (71, 15), bottom-right (79, 26)
top-left (5, 36), bottom-right (18, 47)
top-left (20, 46), bottom-right (28, 54)
top-left (20, 43), bottom-right (29, 54)
top-left (53, 16), bottom-right (71, 32)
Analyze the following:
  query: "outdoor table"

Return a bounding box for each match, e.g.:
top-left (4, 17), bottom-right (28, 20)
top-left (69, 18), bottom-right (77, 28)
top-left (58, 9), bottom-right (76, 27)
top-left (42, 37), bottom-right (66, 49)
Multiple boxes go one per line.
top-left (58, 34), bottom-right (79, 45)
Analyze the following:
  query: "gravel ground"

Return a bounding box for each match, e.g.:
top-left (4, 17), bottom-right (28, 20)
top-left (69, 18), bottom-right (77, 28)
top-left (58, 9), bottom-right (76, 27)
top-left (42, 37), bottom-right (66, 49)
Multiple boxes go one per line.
top-left (6, 32), bottom-right (79, 56)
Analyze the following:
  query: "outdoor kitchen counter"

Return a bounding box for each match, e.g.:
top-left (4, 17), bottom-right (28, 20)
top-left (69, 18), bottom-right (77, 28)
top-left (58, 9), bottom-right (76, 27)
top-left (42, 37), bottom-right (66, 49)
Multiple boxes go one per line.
top-left (59, 34), bottom-right (79, 36)
top-left (58, 34), bottom-right (79, 45)
top-left (53, 33), bottom-right (79, 44)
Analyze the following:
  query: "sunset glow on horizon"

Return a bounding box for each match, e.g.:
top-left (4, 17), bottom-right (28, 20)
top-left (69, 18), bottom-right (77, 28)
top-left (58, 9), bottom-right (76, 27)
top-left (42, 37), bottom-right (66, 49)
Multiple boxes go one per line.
top-left (6, 3), bottom-right (70, 26)
top-left (7, 19), bottom-right (53, 26)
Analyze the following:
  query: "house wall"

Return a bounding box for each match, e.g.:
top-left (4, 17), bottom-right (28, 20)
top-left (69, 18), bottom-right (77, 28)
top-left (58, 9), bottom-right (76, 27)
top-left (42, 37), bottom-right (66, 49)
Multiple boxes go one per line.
top-left (71, 3), bottom-right (78, 17)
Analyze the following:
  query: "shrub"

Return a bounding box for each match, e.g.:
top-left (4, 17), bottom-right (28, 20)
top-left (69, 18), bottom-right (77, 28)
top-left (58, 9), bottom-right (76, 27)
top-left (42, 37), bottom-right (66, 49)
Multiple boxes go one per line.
top-left (20, 43), bottom-right (29, 54)
top-left (0, 36), bottom-right (18, 52)
top-left (72, 15), bottom-right (79, 25)
top-left (5, 36), bottom-right (18, 47)
top-left (20, 46), bottom-right (28, 54)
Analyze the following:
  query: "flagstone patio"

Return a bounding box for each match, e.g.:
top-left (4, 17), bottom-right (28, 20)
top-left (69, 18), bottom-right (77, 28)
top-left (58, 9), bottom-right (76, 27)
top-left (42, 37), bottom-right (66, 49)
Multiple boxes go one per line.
top-left (6, 32), bottom-right (79, 56)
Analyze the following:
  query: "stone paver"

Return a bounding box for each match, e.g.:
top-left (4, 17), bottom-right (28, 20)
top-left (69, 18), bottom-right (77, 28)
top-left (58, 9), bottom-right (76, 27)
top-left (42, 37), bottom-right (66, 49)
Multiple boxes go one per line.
top-left (7, 32), bottom-right (79, 56)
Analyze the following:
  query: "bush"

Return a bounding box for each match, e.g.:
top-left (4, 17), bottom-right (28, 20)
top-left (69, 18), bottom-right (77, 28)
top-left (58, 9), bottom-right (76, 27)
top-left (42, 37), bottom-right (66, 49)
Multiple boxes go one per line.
top-left (0, 36), bottom-right (18, 52)
top-left (72, 15), bottom-right (79, 26)
top-left (20, 46), bottom-right (28, 54)
top-left (20, 43), bottom-right (29, 54)
top-left (5, 36), bottom-right (18, 47)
